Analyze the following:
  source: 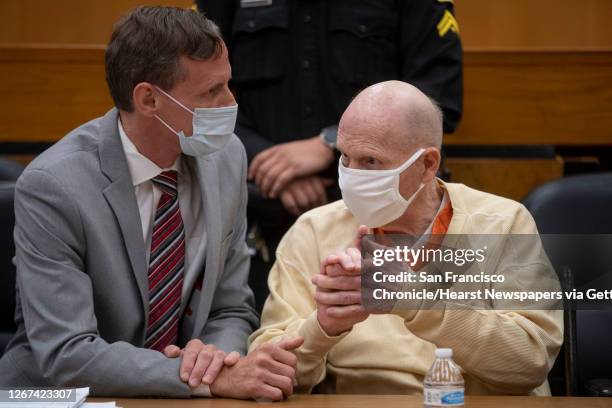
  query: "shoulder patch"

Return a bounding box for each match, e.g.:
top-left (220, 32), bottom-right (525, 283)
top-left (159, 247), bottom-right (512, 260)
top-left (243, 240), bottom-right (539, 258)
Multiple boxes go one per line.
top-left (437, 9), bottom-right (460, 37)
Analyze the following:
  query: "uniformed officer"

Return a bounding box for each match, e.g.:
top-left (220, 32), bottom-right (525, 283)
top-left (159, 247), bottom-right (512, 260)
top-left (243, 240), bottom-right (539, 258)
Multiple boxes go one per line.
top-left (196, 0), bottom-right (463, 309)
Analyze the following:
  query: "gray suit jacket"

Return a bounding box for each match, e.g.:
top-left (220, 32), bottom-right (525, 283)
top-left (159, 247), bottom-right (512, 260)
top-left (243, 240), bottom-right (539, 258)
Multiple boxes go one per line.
top-left (0, 109), bottom-right (258, 397)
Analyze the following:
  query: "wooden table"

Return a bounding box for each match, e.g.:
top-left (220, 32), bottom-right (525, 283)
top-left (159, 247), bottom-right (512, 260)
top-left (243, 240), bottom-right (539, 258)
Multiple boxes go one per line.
top-left (88, 394), bottom-right (612, 407)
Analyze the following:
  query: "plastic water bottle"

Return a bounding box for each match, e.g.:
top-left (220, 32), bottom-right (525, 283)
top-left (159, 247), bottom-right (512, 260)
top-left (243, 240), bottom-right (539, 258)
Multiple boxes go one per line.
top-left (423, 348), bottom-right (465, 407)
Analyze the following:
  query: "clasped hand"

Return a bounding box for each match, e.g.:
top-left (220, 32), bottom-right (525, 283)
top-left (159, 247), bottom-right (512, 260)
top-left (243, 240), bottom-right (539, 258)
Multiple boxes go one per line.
top-left (165, 337), bottom-right (304, 401)
top-left (312, 226), bottom-right (370, 336)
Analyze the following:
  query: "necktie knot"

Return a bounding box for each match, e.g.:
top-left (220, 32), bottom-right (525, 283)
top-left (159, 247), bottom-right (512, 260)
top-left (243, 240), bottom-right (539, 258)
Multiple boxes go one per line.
top-left (152, 170), bottom-right (178, 196)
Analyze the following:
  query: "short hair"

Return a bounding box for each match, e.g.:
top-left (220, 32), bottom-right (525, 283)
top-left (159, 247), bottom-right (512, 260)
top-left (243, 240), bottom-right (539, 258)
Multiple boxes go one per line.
top-left (105, 6), bottom-right (223, 111)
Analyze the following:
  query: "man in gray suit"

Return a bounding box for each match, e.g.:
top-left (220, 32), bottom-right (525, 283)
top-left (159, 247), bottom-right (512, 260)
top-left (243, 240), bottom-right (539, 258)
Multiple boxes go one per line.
top-left (0, 6), bottom-right (301, 400)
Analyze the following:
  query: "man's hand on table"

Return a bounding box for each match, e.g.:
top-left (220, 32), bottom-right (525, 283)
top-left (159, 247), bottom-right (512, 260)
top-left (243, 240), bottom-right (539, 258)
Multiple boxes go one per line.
top-left (248, 135), bottom-right (335, 199)
top-left (312, 226), bottom-right (370, 337)
top-left (163, 339), bottom-right (240, 387)
top-left (209, 337), bottom-right (304, 401)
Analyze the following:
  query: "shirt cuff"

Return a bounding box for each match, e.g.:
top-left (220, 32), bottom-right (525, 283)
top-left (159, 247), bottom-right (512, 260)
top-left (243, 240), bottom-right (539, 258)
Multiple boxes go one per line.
top-left (191, 384), bottom-right (211, 398)
top-left (297, 311), bottom-right (349, 359)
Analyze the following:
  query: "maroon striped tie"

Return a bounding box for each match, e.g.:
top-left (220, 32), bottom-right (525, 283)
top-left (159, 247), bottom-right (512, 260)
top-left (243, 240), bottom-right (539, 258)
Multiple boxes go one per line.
top-left (145, 170), bottom-right (185, 352)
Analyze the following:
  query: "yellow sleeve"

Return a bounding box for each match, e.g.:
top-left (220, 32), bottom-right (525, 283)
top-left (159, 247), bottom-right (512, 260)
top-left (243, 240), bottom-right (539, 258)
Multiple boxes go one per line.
top-left (248, 218), bottom-right (348, 393)
top-left (393, 206), bottom-right (563, 394)
top-left (397, 307), bottom-right (562, 394)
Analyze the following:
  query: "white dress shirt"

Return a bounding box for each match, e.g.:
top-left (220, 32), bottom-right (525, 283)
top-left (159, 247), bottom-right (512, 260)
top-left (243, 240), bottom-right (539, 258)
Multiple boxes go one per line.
top-left (118, 120), bottom-right (205, 300)
top-left (118, 120), bottom-right (211, 397)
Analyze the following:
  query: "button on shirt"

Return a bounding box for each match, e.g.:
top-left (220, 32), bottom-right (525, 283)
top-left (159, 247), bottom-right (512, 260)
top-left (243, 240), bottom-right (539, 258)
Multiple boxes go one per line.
top-left (118, 120), bottom-right (205, 303)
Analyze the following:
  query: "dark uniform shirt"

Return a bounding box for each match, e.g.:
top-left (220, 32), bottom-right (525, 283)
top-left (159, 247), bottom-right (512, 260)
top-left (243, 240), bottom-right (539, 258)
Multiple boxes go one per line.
top-left (197, 0), bottom-right (462, 311)
top-left (197, 0), bottom-right (463, 162)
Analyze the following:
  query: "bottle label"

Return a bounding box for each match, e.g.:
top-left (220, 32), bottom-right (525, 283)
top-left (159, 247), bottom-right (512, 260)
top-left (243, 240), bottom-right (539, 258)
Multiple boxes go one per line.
top-left (424, 387), bottom-right (464, 406)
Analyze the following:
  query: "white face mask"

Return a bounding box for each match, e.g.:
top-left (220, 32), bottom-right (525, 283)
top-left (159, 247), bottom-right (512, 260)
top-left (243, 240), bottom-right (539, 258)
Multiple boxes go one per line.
top-left (338, 148), bottom-right (426, 228)
top-left (154, 86), bottom-right (238, 157)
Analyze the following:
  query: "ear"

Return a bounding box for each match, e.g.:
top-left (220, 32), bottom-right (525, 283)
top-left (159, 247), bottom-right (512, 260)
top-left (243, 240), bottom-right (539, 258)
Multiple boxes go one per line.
top-left (421, 147), bottom-right (441, 182)
top-left (132, 82), bottom-right (159, 117)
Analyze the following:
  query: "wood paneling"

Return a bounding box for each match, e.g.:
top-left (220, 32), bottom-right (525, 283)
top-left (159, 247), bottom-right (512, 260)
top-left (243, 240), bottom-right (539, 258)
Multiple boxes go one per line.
top-left (448, 50), bottom-right (612, 145)
top-left (0, 1), bottom-right (192, 45)
top-left (1, 46), bottom-right (611, 146)
top-left (1, 0), bottom-right (611, 49)
top-left (444, 157), bottom-right (564, 201)
top-left (0, 45), bottom-right (112, 143)
top-left (456, 0), bottom-right (612, 50)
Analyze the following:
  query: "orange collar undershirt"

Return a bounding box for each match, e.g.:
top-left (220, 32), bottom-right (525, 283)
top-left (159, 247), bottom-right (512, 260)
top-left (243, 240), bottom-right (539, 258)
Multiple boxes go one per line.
top-left (371, 198), bottom-right (453, 271)
top-left (373, 194), bottom-right (454, 237)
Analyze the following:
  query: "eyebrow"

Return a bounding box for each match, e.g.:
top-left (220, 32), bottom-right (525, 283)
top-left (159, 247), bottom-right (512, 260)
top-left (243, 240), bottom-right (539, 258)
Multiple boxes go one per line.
top-left (206, 75), bottom-right (231, 92)
top-left (201, 82), bottom-right (223, 95)
top-left (210, 83), bottom-right (224, 91)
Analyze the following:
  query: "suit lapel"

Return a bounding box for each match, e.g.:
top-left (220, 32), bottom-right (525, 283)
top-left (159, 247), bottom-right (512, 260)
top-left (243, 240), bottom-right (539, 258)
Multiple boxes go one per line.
top-left (192, 156), bottom-right (223, 336)
top-left (98, 109), bottom-right (149, 328)
top-left (103, 181), bottom-right (148, 319)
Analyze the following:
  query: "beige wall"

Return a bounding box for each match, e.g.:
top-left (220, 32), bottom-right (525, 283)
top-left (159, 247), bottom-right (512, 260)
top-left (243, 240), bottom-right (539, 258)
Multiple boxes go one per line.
top-left (1, 0), bottom-right (612, 49)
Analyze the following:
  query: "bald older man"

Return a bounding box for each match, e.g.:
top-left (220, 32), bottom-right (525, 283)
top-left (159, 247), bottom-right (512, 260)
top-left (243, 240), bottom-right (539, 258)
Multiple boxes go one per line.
top-left (249, 81), bottom-right (563, 396)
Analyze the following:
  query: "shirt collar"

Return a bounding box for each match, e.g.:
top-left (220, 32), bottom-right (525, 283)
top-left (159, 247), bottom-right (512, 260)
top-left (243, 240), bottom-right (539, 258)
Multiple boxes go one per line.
top-left (118, 119), bottom-right (182, 187)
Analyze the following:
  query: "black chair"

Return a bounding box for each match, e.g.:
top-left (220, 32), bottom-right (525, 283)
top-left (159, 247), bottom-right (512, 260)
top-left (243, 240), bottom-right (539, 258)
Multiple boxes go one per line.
top-left (523, 173), bottom-right (612, 397)
top-left (0, 182), bottom-right (17, 356)
top-left (0, 158), bottom-right (24, 181)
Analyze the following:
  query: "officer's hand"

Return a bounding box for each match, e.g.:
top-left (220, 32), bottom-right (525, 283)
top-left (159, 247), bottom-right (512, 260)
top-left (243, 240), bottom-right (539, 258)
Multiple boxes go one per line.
top-left (163, 340), bottom-right (240, 387)
top-left (279, 176), bottom-right (333, 216)
top-left (249, 135), bottom-right (335, 198)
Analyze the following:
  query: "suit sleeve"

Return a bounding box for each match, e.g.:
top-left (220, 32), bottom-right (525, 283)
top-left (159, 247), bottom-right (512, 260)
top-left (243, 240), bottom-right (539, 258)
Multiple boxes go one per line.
top-left (13, 169), bottom-right (191, 397)
top-left (399, 0), bottom-right (463, 133)
top-left (198, 140), bottom-right (259, 353)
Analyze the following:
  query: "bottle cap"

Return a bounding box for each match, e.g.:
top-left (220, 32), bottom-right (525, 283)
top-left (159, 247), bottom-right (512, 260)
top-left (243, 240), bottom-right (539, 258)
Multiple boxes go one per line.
top-left (435, 348), bottom-right (453, 358)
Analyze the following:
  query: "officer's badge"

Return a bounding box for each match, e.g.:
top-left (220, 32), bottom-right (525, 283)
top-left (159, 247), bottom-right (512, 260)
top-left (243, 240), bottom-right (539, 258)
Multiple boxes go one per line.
top-left (240, 0), bottom-right (273, 7)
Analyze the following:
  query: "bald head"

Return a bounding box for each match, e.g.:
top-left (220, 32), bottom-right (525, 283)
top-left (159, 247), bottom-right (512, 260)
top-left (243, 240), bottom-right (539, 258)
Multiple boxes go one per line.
top-left (337, 82), bottom-right (445, 231)
top-left (338, 81), bottom-right (443, 157)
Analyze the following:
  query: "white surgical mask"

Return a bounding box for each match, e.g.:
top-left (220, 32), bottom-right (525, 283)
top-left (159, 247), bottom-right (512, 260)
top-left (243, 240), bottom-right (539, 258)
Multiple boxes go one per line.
top-left (154, 86), bottom-right (238, 157)
top-left (338, 148), bottom-right (426, 228)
